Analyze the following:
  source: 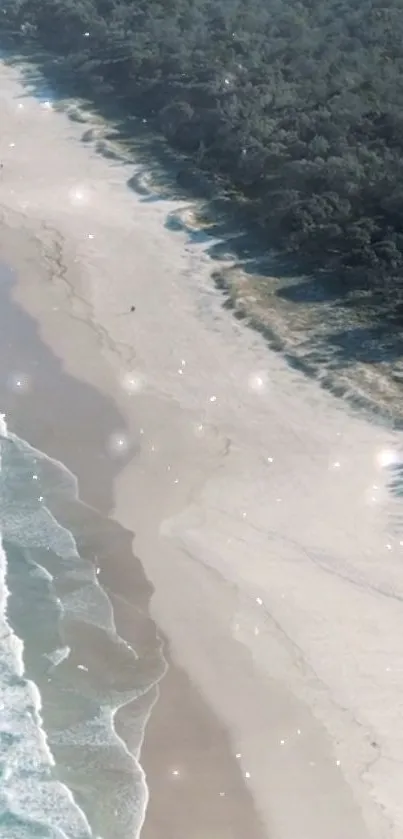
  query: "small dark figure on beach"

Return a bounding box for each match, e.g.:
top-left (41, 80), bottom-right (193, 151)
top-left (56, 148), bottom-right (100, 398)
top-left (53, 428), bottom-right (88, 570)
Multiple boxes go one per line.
top-left (130, 305), bottom-right (136, 312)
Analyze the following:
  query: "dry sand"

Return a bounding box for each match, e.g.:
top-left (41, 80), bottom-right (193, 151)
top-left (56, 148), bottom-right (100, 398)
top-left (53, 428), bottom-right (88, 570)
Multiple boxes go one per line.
top-left (0, 57), bottom-right (402, 839)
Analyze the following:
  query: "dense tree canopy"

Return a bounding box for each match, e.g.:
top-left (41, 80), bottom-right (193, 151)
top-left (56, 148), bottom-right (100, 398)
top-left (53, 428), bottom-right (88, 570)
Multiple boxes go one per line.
top-left (3, 0), bottom-right (403, 306)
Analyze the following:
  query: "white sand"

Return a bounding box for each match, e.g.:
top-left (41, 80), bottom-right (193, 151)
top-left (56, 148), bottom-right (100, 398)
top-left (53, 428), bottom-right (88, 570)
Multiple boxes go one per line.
top-left (0, 59), bottom-right (402, 839)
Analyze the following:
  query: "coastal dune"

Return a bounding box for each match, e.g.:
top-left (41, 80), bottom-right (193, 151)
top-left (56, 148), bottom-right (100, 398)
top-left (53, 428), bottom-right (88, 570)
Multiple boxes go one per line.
top-left (0, 58), bottom-right (402, 839)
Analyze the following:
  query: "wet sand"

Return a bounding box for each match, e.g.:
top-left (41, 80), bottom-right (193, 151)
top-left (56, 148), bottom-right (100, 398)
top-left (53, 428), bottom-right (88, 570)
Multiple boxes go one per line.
top-left (0, 57), bottom-right (402, 839)
top-left (0, 267), bottom-right (266, 839)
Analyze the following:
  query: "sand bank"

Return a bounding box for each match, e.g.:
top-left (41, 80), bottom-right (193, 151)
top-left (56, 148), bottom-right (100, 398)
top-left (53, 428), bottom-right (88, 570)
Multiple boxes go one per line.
top-left (0, 57), bottom-right (402, 838)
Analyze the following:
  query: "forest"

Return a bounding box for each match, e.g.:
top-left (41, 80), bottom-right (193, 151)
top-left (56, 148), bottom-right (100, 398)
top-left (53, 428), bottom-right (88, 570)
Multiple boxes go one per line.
top-left (2, 0), bottom-right (403, 310)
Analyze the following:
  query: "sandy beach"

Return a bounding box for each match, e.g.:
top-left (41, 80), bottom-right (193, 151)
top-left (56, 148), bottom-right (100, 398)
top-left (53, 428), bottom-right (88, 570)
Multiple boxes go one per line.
top-left (0, 268), bottom-right (265, 839)
top-left (0, 55), bottom-right (402, 839)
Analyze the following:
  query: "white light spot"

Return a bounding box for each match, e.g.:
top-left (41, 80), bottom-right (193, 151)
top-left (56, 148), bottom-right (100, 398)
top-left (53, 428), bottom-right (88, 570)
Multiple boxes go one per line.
top-left (8, 372), bottom-right (30, 393)
top-left (181, 359), bottom-right (186, 367)
top-left (386, 543), bottom-right (392, 551)
top-left (174, 478), bottom-right (179, 484)
top-left (209, 395), bottom-right (217, 403)
top-left (336, 760), bottom-right (341, 767)
top-left (77, 664), bottom-right (88, 672)
top-left (41, 100), bottom-right (53, 110)
top-left (280, 740), bottom-right (285, 746)
top-left (242, 511), bottom-right (247, 518)
top-left (171, 769), bottom-right (180, 777)
top-left (248, 371), bottom-right (267, 392)
top-left (120, 371), bottom-right (144, 394)
top-left (245, 771), bottom-right (251, 779)
top-left (167, 465), bottom-right (171, 471)
top-left (276, 497), bottom-right (282, 503)
top-left (38, 496), bottom-right (44, 502)
top-left (32, 474), bottom-right (38, 481)
top-left (96, 567), bottom-right (100, 575)
top-left (331, 461), bottom-right (341, 470)
top-left (256, 597), bottom-right (263, 606)
top-left (219, 792), bottom-right (225, 797)
top-left (254, 626), bottom-right (259, 636)
top-left (376, 448), bottom-right (399, 468)
top-left (108, 432), bottom-right (129, 457)
top-left (83, 31), bottom-right (90, 37)
top-left (68, 185), bottom-right (90, 206)
top-left (9, 142), bottom-right (15, 148)
top-left (366, 481), bottom-right (383, 505)
top-left (236, 753), bottom-right (241, 759)
top-left (267, 456), bottom-right (274, 463)
top-left (140, 428), bottom-right (144, 435)
top-left (88, 233), bottom-right (94, 239)
top-left (178, 369), bottom-right (183, 375)
top-left (297, 729), bottom-right (301, 735)
top-left (17, 103), bottom-right (24, 110)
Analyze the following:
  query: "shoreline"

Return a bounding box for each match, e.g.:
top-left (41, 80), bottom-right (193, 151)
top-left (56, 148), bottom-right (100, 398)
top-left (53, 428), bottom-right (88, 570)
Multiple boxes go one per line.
top-left (0, 57), bottom-right (401, 839)
top-left (0, 268), bottom-right (266, 839)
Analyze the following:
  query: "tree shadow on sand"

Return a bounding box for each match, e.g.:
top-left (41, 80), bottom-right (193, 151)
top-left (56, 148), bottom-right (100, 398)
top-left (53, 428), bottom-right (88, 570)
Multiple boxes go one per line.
top-left (3, 41), bottom-right (403, 428)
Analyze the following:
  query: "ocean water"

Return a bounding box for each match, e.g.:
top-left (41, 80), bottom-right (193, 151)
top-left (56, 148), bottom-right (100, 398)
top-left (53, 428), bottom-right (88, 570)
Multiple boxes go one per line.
top-left (0, 413), bottom-right (165, 839)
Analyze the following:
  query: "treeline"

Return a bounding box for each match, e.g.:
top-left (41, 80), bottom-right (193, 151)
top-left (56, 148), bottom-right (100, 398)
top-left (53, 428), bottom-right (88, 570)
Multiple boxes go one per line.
top-left (3, 0), bottom-right (403, 306)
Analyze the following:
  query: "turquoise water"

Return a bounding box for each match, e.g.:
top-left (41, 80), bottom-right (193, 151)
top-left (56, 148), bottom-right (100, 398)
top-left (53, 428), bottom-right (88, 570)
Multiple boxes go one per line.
top-left (0, 413), bottom-right (164, 839)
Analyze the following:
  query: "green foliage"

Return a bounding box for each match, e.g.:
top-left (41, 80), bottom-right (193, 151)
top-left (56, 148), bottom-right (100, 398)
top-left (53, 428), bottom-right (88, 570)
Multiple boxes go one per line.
top-left (3, 0), bottom-right (403, 301)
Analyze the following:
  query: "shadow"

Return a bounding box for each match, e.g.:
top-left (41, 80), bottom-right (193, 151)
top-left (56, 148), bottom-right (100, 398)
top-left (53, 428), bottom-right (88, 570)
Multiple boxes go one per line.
top-left (388, 463), bottom-right (403, 499)
top-left (0, 42), bottom-right (296, 279)
top-left (277, 276), bottom-right (347, 304)
top-left (280, 322), bottom-right (403, 427)
top-left (382, 463), bottom-right (403, 550)
top-left (312, 325), bottom-right (403, 368)
top-left (2, 39), bottom-right (403, 429)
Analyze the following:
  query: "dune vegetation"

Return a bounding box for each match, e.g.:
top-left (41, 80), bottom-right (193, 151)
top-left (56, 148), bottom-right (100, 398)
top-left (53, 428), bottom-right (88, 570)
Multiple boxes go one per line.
top-left (2, 0), bottom-right (403, 315)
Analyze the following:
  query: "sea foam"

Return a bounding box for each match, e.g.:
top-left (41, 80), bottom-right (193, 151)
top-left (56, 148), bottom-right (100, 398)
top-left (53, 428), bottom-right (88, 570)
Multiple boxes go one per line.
top-left (0, 415), bottom-right (91, 837)
top-left (0, 412), bottom-right (162, 838)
